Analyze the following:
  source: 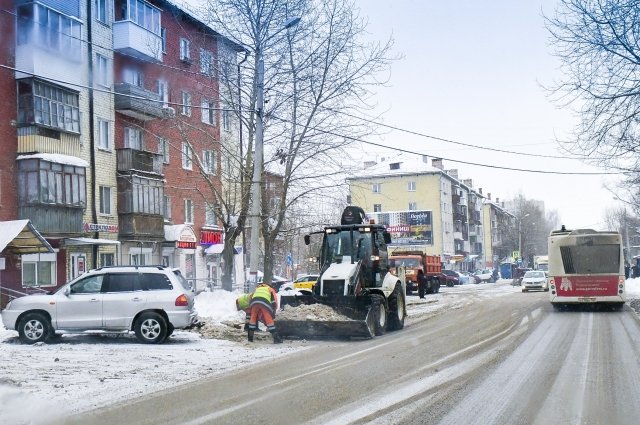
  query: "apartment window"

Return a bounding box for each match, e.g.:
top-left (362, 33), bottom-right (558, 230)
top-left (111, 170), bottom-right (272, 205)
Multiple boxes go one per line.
top-left (120, 0), bottom-right (161, 35)
top-left (200, 49), bottom-right (214, 76)
top-left (182, 142), bottom-right (193, 170)
top-left (158, 137), bottom-right (169, 164)
top-left (205, 203), bottom-right (216, 226)
top-left (97, 119), bottom-right (110, 150)
top-left (16, 4), bottom-right (82, 60)
top-left (22, 253), bottom-right (57, 287)
top-left (372, 183), bottom-right (381, 193)
top-left (222, 109), bottom-right (230, 131)
top-left (373, 204), bottom-right (382, 212)
top-left (184, 199), bottom-right (194, 224)
top-left (122, 176), bottom-right (163, 215)
top-left (17, 80), bottom-right (80, 133)
top-left (180, 38), bottom-right (190, 61)
top-left (17, 159), bottom-right (86, 207)
top-left (407, 181), bottom-right (416, 192)
top-left (96, 0), bottom-right (108, 23)
top-left (100, 253), bottom-right (114, 267)
top-left (96, 54), bottom-right (110, 87)
top-left (161, 27), bottom-right (167, 53)
top-left (203, 150), bottom-right (216, 174)
top-left (124, 126), bottom-right (143, 150)
top-left (201, 99), bottom-right (216, 125)
top-left (123, 68), bottom-right (144, 87)
top-left (157, 80), bottom-right (168, 107)
top-left (409, 202), bottom-right (417, 211)
top-left (99, 186), bottom-right (111, 214)
top-left (163, 195), bottom-right (171, 220)
top-left (181, 91), bottom-right (192, 116)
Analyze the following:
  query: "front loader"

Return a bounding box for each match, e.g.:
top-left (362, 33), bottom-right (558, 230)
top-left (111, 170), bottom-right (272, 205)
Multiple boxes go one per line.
top-left (277, 206), bottom-right (407, 339)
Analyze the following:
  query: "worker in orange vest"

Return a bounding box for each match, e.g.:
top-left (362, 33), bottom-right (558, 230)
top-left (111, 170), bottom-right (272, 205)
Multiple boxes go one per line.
top-left (248, 282), bottom-right (282, 343)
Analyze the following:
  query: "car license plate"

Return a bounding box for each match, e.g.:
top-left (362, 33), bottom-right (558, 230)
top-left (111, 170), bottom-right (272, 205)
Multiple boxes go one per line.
top-left (578, 297), bottom-right (596, 302)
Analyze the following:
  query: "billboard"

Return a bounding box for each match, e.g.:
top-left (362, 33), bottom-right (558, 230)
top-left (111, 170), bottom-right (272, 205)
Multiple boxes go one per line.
top-left (368, 210), bottom-right (433, 245)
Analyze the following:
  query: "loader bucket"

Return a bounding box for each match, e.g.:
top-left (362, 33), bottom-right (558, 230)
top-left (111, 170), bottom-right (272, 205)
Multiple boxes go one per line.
top-left (276, 295), bottom-right (375, 339)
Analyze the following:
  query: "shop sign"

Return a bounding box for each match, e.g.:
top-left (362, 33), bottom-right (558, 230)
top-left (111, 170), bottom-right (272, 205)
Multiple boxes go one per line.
top-left (83, 223), bottom-right (119, 233)
top-left (200, 230), bottom-right (223, 246)
top-left (177, 227), bottom-right (197, 250)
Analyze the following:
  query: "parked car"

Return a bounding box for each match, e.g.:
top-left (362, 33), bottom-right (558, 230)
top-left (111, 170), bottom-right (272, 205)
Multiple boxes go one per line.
top-left (292, 274), bottom-right (319, 293)
top-left (441, 269), bottom-right (461, 286)
top-left (459, 272), bottom-right (472, 285)
top-left (474, 268), bottom-right (494, 283)
top-left (521, 270), bottom-right (549, 292)
top-left (1, 265), bottom-right (199, 344)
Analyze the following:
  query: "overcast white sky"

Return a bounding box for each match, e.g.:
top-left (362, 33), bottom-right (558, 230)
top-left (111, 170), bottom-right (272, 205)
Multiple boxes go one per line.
top-left (186, 0), bottom-right (624, 229)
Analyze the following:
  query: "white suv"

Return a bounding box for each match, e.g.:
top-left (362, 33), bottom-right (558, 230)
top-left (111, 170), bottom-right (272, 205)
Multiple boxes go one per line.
top-left (1, 265), bottom-right (198, 344)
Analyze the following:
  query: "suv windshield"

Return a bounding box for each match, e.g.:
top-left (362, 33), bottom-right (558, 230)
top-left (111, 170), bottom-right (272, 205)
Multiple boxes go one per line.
top-left (389, 258), bottom-right (420, 268)
top-left (524, 271), bottom-right (545, 278)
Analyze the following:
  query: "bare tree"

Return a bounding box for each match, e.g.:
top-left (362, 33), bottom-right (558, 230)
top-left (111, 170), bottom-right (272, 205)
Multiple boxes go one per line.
top-left (544, 1), bottom-right (638, 206)
top-left (202, 0), bottom-right (395, 285)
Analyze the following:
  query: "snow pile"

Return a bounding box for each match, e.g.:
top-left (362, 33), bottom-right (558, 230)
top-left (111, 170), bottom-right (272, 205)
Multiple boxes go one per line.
top-left (277, 303), bottom-right (354, 321)
top-left (626, 277), bottom-right (640, 298)
top-left (195, 289), bottom-right (245, 323)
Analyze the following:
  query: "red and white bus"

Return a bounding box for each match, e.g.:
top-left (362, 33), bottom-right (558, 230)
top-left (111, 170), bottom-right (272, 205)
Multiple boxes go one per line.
top-left (548, 227), bottom-right (625, 310)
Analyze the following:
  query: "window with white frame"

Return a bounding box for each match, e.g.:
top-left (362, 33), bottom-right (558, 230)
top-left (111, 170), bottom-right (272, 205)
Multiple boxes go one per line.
top-left (130, 250), bottom-right (151, 266)
top-left (124, 126), bottom-right (143, 150)
top-left (22, 252), bottom-right (57, 287)
top-left (373, 204), bottom-right (382, 212)
top-left (184, 199), bottom-right (194, 224)
top-left (163, 195), bottom-right (171, 220)
top-left (200, 49), bottom-right (214, 76)
top-left (96, 54), bottom-right (109, 87)
top-left (408, 202), bottom-right (417, 211)
top-left (180, 38), bottom-right (190, 61)
top-left (157, 80), bottom-right (168, 107)
top-left (16, 4), bottom-right (82, 60)
top-left (17, 159), bottom-right (86, 207)
top-left (372, 183), bottom-right (381, 193)
top-left (181, 142), bottom-right (193, 170)
top-left (97, 0), bottom-right (108, 23)
top-left (123, 68), bottom-right (144, 87)
top-left (181, 91), bottom-right (191, 116)
top-left (158, 137), bottom-right (169, 164)
top-left (201, 99), bottom-right (216, 125)
top-left (17, 80), bottom-right (80, 133)
top-left (407, 181), bottom-right (416, 192)
top-left (205, 203), bottom-right (216, 226)
top-left (97, 118), bottom-right (110, 150)
top-left (99, 185), bottom-right (111, 214)
top-left (202, 150), bottom-right (216, 174)
top-left (222, 109), bottom-right (230, 131)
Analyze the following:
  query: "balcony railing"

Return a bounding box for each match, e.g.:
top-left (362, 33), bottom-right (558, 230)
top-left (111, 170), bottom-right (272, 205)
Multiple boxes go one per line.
top-left (19, 205), bottom-right (84, 235)
top-left (113, 20), bottom-right (163, 62)
top-left (118, 213), bottom-right (165, 240)
top-left (114, 83), bottom-right (164, 121)
top-left (116, 148), bottom-right (163, 175)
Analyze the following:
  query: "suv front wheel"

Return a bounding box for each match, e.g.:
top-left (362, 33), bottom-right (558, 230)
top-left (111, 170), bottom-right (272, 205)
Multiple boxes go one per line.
top-left (18, 312), bottom-right (51, 344)
top-left (134, 312), bottom-right (168, 344)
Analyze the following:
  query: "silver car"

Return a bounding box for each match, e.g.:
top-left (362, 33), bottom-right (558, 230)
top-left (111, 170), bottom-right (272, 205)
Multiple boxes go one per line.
top-left (521, 270), bottom-right (549, 292)
top-left (1, 266), bottom-right (198, 344)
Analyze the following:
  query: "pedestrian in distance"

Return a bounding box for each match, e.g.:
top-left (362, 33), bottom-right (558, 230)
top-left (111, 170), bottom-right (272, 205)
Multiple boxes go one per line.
top-left (624, 261), bottom-right (630, 280)
top-left (247, 282), bottom-right (283, 344)
top-left (417, 270), bottom-right (427, 299)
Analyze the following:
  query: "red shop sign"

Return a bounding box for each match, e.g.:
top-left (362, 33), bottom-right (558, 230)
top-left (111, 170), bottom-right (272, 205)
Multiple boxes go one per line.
top-left (200, 230), bottom-right (223, 245)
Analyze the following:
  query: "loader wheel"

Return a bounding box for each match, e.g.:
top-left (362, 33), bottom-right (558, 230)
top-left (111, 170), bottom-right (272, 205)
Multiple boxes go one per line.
top-left (371, 294), bottom-right (387, 336)
top-left (387, 283), bottom-right (405, 331)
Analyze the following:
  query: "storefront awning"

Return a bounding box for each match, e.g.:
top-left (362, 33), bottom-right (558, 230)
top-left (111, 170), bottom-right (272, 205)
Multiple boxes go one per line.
top-left (205, 244), bottom-right (224, 254)
top-left (63, 238), bottom-right (121, 246)
top-left (0, 220), bottom-right (54, 255)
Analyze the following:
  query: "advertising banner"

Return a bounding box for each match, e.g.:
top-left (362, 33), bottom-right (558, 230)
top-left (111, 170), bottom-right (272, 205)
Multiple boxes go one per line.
top-left (368, 210), bottom-right (433, 245)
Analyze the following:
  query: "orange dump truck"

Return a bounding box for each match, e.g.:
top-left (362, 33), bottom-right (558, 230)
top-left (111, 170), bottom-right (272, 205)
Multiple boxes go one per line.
top-left (389, 250), bottom-right (443, 297)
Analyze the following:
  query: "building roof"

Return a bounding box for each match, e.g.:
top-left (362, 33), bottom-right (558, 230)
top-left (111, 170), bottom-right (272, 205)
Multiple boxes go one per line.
top-left (347, 153), bottom-right (449, 180)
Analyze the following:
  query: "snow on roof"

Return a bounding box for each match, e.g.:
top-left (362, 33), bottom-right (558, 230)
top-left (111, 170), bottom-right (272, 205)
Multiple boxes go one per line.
top-left (348, 153), bottom-right (449, 180)
top-left (17, 153), bottom-right (89, 168)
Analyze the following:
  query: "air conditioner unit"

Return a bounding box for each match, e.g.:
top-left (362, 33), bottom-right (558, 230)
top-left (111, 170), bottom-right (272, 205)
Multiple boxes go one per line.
top-left (162, 106), bottom-right (175, 118)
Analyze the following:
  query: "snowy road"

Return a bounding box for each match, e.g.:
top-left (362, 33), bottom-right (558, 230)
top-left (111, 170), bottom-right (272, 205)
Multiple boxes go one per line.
top-left (58, 282), bottom-right (640, 425)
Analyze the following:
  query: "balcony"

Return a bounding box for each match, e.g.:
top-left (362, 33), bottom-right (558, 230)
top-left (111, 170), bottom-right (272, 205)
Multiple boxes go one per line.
top-left (116, 148), bottom-right (163, 175)
top-left (19, 205), bottom-right (84, 236)
top-left (17, 127), bottom-right (82, 157)
top-left (118, 213), bottom-right (165, 240)
top-left (113, 20), bottom-right (162, 62)
top-left (115, 83), bottom-right (164, 120)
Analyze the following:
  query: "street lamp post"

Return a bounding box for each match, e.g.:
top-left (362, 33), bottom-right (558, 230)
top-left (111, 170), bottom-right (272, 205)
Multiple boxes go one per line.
top-left (248, 17), bottom-right (301, 285)
top-left (518, 213), bottom-right (530, 264)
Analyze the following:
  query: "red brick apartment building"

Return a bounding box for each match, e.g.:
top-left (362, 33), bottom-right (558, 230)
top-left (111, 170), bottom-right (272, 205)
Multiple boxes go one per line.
top-left (0, 0), bottom-right (239, 307)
